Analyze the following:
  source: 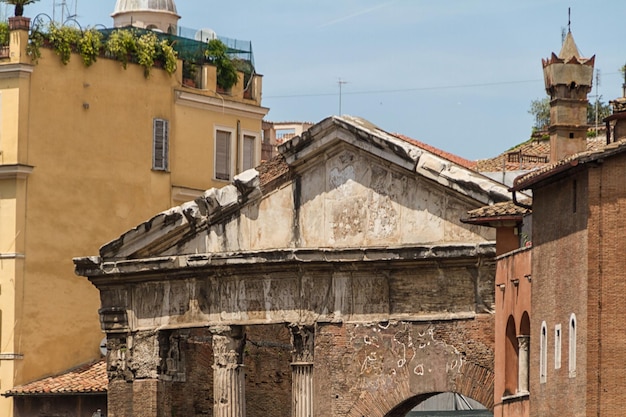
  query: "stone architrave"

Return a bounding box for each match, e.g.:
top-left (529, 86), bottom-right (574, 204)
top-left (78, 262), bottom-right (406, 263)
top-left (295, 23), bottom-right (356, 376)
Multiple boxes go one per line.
top-left (517, 335), bottom-right (530, 393)
top-left (211, 326), bottom-right (246, 417)
top-left (290, 325), bottom-right (314, 417)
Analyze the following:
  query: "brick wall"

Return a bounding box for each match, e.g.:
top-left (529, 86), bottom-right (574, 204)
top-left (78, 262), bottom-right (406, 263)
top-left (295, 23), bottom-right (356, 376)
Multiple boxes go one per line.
top-left (586, 152), bottom-right (626, 415)
top-left (530, 171), bottom-right (589, 416)
top-left (315, 319), bottom-right (494, 417)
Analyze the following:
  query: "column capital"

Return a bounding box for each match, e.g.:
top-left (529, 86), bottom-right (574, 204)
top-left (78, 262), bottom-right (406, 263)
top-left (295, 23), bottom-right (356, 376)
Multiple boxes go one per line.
top-left (211, 325), bottom-right (245, 369)
top-left (289, 324), bottom-right (314, 364)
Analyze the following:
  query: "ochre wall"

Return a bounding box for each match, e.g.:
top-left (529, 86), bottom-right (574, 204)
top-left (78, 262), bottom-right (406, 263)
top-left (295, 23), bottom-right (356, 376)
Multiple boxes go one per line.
top-left (0, 28), bottom-right (265, 416)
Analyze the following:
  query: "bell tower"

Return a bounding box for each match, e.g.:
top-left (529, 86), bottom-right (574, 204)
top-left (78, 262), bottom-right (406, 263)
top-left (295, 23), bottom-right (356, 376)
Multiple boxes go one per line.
top-left (542, 31), bottom-right (595, 161)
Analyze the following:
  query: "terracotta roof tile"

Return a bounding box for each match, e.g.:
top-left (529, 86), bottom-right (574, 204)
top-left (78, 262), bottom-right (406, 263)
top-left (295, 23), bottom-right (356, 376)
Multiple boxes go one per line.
top-left (476, 135), bottom-right (608, 173)
top-left (513, 139), bottom-right (626, 190)
top-left (5, 360), bottom-right (106, 396)
top-left (392, 134), bottom-right (477, 170)
top-left (463, 200), bottom-right (532, 223)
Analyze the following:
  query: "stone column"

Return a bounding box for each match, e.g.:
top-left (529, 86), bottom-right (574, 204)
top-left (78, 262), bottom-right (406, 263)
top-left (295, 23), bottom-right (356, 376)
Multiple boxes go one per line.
top-left (211, 326), bottom-right (246, 417)
top-left (290, 325), bottom-right (314, 417)
top-left (517, 335), bottom-right (530, 393)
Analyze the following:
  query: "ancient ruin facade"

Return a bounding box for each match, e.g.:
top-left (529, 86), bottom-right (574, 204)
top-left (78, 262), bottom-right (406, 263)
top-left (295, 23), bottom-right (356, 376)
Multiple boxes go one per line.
top-left (76, 116), bottom-right (513, 417)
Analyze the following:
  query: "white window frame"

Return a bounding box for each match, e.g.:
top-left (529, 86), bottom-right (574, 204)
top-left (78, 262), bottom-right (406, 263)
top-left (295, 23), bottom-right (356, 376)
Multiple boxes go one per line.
top-left (554, 324), bottom-right (562, 370)
top-left (152, 118), bottom-right (169, 171)
top-left (569, 313), bottom-right (577, 378)
top-left (214, 126), bottom-right (235, 181)
top-left (540, 321), bottom-right (547, 384)
top-left (240, 130), bottom-right (260, 172)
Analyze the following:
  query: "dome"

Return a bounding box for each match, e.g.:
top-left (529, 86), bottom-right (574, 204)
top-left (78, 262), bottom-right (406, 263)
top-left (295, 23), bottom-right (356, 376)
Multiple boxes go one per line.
top-left (113, 0), bottom-right (178, 16)
top-left (112, 0), bottom-right (180, 33)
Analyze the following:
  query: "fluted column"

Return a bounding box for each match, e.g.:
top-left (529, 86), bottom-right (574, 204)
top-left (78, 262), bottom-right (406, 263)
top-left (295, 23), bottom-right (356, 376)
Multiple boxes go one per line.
top-left (517, 335), bottom-right (530, 393)
top-left (211, 326), bottom-right (246, 417)
top-left (290, 324), bottom-right (314, 417)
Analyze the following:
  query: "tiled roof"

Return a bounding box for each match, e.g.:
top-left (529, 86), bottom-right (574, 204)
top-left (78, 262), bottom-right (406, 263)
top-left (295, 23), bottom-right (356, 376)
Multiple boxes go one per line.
top-left (5, 360), bottom-right (107, 396)
top-left (475, 135), bottom-right (607, 173)
top-left (463, 200), bottom-right (531, 224)
top-left (513, 139), bottom-right (626, 190)
top-left (257, 154), bottom-right (290, 192)
top-left (393, 134), bottom-right (477, 170)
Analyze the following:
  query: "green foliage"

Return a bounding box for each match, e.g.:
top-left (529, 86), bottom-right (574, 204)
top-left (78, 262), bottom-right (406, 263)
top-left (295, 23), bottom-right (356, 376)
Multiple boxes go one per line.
top-left (1, 0), bottom-right (39, 17)
top-left (530, 95), bottom-right (612, 133)
top-left (528, 96), bottom-right (550, 131)
top-left (587, 98), bottom-right (611, 124)
top-left (77, 28), bottom-right (103, 67)
top-left (233, 58), bottom-right (254, 88)
top-left (105, 29), bottom-right (137, 69)
top-left (0, 22), bottom-right (9, 46)
top-left (47, 23), bottom-right (80, 65)
top-left (205, 39), bottom-right (238, 90)
top-left (136, 31), bottom-right (157, 77)
top-left (157, 39), bottom-right (177, 75)
top-left (26, 27), bottom-right (43, 62)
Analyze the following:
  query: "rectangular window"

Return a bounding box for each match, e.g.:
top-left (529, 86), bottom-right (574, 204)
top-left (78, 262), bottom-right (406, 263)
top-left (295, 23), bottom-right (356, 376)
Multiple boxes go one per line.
top-left (242, 134), bottom-right (256, 171)
top-left (555, 324), bottom-right (562, 369)
top-left (215, 129), bottom-right (232, 181)
top-left (153, 118), bottom-right (169, 171)
top-left (540, 322), bottom-right (547, 383)
top-left (569, 314), bottom-right (577, 378)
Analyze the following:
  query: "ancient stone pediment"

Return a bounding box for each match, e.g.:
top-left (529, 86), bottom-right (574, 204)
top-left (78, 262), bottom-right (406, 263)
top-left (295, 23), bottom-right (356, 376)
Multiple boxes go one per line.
top-left (86, 116), bottom-right (510, 262)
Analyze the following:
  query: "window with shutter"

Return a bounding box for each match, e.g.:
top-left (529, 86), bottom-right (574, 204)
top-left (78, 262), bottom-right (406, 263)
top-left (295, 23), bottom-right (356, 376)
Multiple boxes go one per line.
top-left (215, 130), bottom-right (231, 180)
top-left (242, 135), bottom-right (256, 171)
top-left (153, 119), bottom-right (169, 171)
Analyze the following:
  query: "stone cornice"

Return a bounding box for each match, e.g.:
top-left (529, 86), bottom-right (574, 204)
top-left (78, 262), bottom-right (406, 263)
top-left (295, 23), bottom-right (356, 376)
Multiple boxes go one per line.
top-left (175, 90), bottom-right (269, 120)
top-left (0, 164), bottom-right (34, 179)
top-left (75, 243), bottom-right (496, 280)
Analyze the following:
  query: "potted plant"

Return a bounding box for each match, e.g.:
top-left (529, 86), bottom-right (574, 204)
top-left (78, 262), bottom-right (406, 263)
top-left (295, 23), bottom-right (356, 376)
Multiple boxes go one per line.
top-left (1, 0), bottom-right (39, 17)
top-left (2, 0), bottom-right (39, 30)
top-left (205, 39), bottom-right (238, 92)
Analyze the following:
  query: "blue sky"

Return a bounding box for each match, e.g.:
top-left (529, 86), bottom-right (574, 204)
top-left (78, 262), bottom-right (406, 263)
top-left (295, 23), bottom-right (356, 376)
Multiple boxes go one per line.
top-left (13, 0), bottom-right (626, 160)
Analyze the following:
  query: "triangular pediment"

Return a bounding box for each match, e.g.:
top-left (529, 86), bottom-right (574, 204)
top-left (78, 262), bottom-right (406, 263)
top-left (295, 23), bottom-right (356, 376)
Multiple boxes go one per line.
top-left (94, 116), bottom-right (512, 260)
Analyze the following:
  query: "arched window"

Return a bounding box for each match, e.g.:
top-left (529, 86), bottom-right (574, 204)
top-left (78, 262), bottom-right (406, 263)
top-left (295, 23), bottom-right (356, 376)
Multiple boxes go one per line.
top-left (518, 312), bottom-right (530, 393)
top-left (504, 316), bottom-right (518, 395)
top-left (554, 324), bottom-right (562, 369)
top-left (540, 321), bottom-right (547, 383)
top-left (569, 314), bottom-right (577, 378)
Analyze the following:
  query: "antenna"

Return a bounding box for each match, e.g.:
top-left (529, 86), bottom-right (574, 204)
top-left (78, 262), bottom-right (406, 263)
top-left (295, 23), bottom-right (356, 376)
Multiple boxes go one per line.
top-left (53, 0), bottom-right (78, 23)
top-left (338, 78), bottom-right (348, 115)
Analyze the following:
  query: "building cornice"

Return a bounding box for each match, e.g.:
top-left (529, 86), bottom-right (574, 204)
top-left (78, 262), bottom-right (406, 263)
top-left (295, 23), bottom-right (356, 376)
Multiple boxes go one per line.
top-left (0, 164), bottom-right (34, 179)
top-left (0, 63), bottom-right (34, 79)
top-left (175, 90), bottom-right (269, 120)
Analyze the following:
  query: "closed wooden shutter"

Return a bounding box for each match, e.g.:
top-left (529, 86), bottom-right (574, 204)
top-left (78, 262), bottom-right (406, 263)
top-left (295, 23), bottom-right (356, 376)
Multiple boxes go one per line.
top-left (153, 119), bottom-right (169, 171)
top-left (242, 135), bottom-right (256, 171)
top-left (215, 130), bottom-right (231, 180)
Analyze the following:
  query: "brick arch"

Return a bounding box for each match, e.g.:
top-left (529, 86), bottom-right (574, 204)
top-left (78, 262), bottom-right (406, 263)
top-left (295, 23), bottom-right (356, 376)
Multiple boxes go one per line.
top-left (346, 361), bottom-right (494, 417)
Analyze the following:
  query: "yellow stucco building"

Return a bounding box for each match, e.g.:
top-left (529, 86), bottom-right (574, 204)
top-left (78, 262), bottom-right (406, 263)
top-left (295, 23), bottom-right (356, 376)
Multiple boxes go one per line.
top-left (0, 1), bottom-right (268, 415)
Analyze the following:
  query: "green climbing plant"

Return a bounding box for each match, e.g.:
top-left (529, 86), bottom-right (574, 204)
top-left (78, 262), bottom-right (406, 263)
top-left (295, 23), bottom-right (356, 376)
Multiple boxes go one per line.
top-left (157, 38), bottom-right (177, 76)
top-left (0, 21), bottom-right (9, 46)
top-left (77, 28), bottom-right (103, 67)
top-left (136, 31), bottom-right (157, 77)
top-left (26, 27), bottom-right (43, 62)
top-left (105, 29), bottom-right (137, 69)
top-left (47, 22), bottom-right (80, 65)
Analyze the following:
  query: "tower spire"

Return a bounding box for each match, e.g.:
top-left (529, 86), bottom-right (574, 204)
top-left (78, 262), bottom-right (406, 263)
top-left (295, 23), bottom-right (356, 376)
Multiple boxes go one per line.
top-left (568, 7), bottom-right (571, 33)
